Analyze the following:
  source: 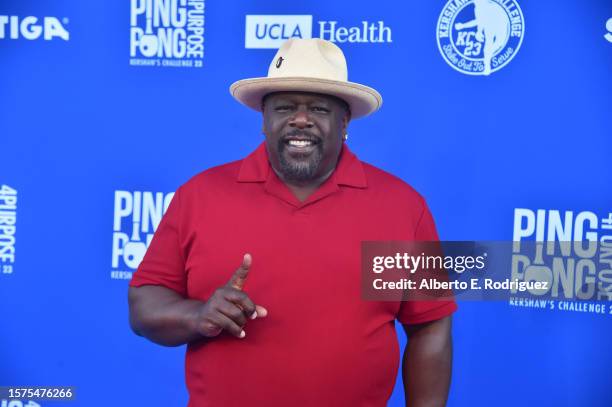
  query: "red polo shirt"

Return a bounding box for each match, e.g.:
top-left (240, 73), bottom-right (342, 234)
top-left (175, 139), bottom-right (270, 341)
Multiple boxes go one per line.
top-left (130, 142), bottom-right (457, 407)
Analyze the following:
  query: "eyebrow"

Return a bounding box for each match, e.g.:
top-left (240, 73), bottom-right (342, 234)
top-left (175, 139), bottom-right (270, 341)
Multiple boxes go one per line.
top-left (272, 98), bottom-right (331, 106)
top-left (271, 98), bottom-right (295, 105)
top-left (262, 94), bottom-right (348, 113)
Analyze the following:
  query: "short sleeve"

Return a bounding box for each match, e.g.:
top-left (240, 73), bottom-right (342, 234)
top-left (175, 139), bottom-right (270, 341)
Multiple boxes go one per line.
top-left (129, 186), bottom-right (187, 297)
top-left (396, 199), bottom-right (458, 325)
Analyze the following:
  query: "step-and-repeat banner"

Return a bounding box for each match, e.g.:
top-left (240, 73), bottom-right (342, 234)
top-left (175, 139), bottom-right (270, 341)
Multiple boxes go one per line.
top-left (1, 1), bottom-right (611, 406)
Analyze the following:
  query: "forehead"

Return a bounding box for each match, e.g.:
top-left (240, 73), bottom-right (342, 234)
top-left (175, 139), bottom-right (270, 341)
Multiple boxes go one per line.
top-left (264, 91), bottom-right (347, 108)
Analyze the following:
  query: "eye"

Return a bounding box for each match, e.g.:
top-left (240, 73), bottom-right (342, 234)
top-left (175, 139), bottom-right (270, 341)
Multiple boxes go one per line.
top-left (311, 106), bottom-right (330, 113)
top-left (274, 105), bottom-right (294, 113)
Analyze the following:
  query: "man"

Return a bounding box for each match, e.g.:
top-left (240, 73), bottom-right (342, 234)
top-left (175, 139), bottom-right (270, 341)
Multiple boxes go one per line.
top-left (129, 38), bottom-right (456, 406)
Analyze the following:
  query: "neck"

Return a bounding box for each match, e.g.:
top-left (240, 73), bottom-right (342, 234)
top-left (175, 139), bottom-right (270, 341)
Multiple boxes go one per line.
top-left (272, 167), bottom-right (335, 202)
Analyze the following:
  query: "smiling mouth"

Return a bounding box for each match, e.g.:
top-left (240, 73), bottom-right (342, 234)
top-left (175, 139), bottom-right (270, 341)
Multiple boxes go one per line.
top-left (287, 139), bottom-right (315, 148)
top-left (281, 134), bottom-right (321, 154)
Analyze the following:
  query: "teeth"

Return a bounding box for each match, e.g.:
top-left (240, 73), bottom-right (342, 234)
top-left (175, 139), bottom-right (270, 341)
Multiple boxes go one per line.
top-left (288, 140), bottom-right (313, 147)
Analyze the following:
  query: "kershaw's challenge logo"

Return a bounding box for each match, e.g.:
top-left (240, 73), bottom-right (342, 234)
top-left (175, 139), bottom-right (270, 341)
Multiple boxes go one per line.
top-left (437, 0), bottom-right (524, 76)
top-left (130, 0), bottom-right (205, 68)
top-left (111, 190), bottom-right (174, 280)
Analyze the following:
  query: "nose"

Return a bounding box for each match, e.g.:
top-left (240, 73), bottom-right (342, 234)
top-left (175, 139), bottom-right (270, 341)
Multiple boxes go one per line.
top-left (288, 106), bottom-right (314, 129)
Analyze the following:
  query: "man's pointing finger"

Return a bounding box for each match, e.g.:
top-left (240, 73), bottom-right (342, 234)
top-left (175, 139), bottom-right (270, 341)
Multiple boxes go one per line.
top-left (228, 253), bottom-right (251, 290)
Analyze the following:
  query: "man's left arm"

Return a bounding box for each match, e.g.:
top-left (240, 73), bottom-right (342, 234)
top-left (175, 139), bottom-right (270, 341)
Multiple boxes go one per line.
top-left (401, 316), bottom-right (453, 407)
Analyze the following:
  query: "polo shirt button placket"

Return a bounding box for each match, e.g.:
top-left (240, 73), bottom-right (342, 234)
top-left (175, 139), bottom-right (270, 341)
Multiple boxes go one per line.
top-left (290, 208), bottom-right (311, 236)
top-left (292, 207), bottom-right (310, 218)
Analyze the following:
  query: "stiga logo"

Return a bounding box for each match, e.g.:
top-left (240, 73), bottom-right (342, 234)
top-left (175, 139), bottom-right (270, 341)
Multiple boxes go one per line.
top-left (0, 185), bottom-right (17, 276)
top-left (245, 15), bottom-right (392, 49)
top-left (605, 17), bottom-right (612, 43)
top-left (509, 208), bottom-right (612, 315)
top-left (130, 0), bottom-right (205, 68)
top-left (437, 0), bottom-right (524, 76)
top-left (0, 16), bottom-right (69, 41)
top-left (111, 190), bottom-right (174, 280)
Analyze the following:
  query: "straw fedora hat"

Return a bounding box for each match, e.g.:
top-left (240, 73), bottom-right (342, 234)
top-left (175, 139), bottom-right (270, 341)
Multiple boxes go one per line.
top-left (229, 38), bottom-right (382, 119)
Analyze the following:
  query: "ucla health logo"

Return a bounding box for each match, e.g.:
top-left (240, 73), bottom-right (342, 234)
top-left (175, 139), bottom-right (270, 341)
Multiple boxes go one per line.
top-left (245, 15), bottom-right (392, 49)
top-left (245, 15), bottom-right (312, 49)
top-left (130, 0), bottom-right (205, 68)
top-left (111, 190), bottom-right (174, 280)
top-left (437, 0), bottom-right (524, 76)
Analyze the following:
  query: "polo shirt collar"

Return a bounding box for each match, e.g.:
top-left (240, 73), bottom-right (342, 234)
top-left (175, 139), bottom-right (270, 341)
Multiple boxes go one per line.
top-left (334, 145), bottom-right (368, 189)
top-left (237, 142), bottom-right (367, 207)
top-left (236, 142), bottom-right (270, 183)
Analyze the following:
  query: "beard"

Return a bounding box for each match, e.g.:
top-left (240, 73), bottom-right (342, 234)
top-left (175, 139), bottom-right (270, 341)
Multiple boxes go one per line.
top-left (277, 131), bottom-right (324, 183)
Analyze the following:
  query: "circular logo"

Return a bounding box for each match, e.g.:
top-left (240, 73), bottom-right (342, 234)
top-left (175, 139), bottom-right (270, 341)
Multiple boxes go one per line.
top-left (436, 0), bottom-right (525, 76)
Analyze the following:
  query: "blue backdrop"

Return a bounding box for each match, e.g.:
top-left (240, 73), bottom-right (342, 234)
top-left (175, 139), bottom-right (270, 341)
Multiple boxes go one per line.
top-left (1, 1), bottom-right (611, 406)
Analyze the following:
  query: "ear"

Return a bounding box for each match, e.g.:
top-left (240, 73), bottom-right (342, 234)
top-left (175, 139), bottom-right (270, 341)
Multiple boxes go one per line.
top-left (342, 112), bottom-right (349, 135)
top-left (261, 112), bottom-right (268, 137)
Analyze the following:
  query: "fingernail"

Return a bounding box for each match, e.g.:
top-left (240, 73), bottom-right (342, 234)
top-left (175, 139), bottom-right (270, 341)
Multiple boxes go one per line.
top-left (239, 330), bottom-right (246, 338)
top-left (250, 311), bottom-right (258, 320)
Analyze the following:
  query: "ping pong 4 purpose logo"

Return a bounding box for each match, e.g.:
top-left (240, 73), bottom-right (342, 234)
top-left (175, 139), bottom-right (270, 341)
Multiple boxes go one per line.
top-left (1, 401), bottom-right (40, 407)
top-left (111, 190), bottom-right (174, 280)
top-left (511, 208), bottom-right (612, 307)
top-left (129, 0), bottom-right (205, 68)
top-left (0, 185), bottom-right (17, 276)
top-left (437, 0), bottom-right (524, 75)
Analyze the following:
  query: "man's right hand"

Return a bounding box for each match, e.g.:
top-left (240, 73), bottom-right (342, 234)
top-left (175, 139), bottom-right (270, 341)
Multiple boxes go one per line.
top-left (192, 253), bottom-right (268, 339)
top-left (128, 253), bottom-right (268, 346)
